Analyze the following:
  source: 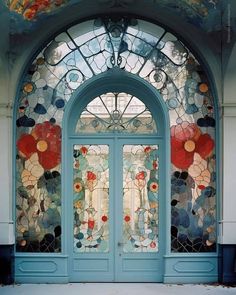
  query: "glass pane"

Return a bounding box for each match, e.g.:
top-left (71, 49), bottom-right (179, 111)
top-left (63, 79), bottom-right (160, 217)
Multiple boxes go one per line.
top-left (123, 145), bottom-right (159, 252)
top-left (76, 92), bottom-right (157, 134)
top-left (16, 121), bottom-right (62, 252)
top-left (73, 145), bottom-right (109, 252)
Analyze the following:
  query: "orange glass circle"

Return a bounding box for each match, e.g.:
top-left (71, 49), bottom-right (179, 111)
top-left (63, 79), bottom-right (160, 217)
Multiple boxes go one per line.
top-left (36, 57), bottom-right (45, 65)
top-left (184, 140), bottom-right (196, 152)
top-left (199, 83), bottom-right (208, 93)
top-left (37, 140), bottom-right (48, 152)
top-left (23, 83), bottom-right (34, 93)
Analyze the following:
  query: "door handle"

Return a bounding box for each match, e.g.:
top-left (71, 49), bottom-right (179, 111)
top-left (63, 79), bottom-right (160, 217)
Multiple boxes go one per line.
top-left (117, 241), bottom-right (124, 247)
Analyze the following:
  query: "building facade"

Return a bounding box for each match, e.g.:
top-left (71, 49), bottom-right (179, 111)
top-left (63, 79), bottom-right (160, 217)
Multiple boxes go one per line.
top-left (0, 0), bottom-right (236, 284)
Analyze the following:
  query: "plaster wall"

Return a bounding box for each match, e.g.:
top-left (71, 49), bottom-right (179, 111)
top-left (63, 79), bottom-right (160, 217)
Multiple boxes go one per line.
top-left (0, 6), bottom-right (10, 104)
top-left (220, 0), bottom-right (236, 244)
top-left (0, 6), bottom-right (14, 245)
top-left (220, 41), bottom-right (236, 244)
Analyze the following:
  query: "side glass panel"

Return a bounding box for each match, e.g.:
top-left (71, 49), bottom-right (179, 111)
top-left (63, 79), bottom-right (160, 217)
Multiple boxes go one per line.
top-left (73, 145), bottom-right (109, 252)
top-left (123, 145), bottom-right (159, 252)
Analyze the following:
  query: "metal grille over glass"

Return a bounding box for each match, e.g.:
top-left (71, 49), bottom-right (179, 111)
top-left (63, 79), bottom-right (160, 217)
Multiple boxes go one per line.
top-left (76, 92), bottom-right (157, 134)
top-left (16, 17), bottom-right (216, 253)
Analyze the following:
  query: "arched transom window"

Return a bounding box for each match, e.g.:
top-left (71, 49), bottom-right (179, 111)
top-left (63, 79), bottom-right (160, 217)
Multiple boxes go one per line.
top-left (76, 92), bottom-right (157, 134)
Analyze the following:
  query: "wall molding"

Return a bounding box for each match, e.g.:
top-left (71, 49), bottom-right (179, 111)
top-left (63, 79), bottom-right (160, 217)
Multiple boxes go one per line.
top-left (0, 102), bottom-right (13, 118)
top-left (222, 103), bottom-right (236, 116)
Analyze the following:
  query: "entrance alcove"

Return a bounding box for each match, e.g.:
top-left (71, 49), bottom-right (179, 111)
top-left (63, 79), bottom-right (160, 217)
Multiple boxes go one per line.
top-left (64, 70), bottom-right (168, 282)
top-left (13, 16), bottom-right (218, 283)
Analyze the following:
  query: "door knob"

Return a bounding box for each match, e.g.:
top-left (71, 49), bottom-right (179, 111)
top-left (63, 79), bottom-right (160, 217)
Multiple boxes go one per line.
top-left (117, 241), bottom-right (124, 247)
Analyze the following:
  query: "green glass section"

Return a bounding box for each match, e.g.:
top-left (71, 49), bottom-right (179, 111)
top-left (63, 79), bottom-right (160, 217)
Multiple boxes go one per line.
top-left (123, 145), bottom-right (159, 252)
top-left (73, 145), bottom-right (109, 252)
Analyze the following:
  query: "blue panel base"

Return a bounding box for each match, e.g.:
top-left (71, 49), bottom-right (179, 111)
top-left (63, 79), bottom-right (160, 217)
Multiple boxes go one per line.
top-left (15, 253), bottom-right (221, 283)
top-left (15, 276), bottom-right (69, 284)
top-left (219, 244), bottom-right (236, 284)
top-left (15, 254), bottom-right (69, 284)
top-left (163, 254), bottom-right (218, 284)
top-left (0, 244), bottom-right (14, 285)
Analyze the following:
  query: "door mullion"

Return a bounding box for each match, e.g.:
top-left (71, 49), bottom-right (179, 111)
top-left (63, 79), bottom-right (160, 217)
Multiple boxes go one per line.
top-left (110, 139), bottom-right (116, 282)
top-left (114, 137), bottom-right (123, 281)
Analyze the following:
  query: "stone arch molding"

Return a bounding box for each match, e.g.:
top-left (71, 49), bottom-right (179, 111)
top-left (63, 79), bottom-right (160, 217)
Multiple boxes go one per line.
top-left (15, 17), bottom-right (217, 254)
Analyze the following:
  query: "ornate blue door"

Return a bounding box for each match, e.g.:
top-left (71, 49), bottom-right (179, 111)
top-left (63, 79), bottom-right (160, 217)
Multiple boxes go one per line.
top-left (68, 138), bottom-right (164, 282)
top-left (67, 92), bottom-right (164, 282)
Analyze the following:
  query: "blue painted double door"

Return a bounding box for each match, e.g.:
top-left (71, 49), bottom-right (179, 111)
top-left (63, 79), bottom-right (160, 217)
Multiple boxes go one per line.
top-left (68, 137), bottom-right (164, 282)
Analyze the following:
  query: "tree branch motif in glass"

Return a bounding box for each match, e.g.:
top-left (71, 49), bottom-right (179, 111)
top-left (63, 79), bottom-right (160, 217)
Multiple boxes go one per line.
top-left (73, 145), bottom-right (109, 252)
top-left (123, 145), bottom-right (159, 252)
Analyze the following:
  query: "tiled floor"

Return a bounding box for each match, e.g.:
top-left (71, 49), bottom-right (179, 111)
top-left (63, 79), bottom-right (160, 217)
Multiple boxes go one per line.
top-left (1, 283), bottom-right (236, 295)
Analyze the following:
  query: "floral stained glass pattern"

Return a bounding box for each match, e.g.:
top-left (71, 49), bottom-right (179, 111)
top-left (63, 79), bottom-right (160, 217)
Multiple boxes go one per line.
top-left (73, 145), bottom-right (109, 252)
top-left (171, 121), bottom-right (216, 252)
top-left (16, 121), bottom-right (61, 252)
top-left (123, 145), bottom-right (159, 252)
top-left (15, 17), bottom-right (216, 253)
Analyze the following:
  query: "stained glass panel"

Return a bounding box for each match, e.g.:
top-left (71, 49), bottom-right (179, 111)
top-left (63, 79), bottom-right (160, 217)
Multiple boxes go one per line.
top-left (123, 145), bottom-right (159, 252)
top-left (76, 92), bottom-right (157, 134)
top-left (73, 145), bottom-right (109, 252)
top-left (16, 122), bottom-right (62, 252)
top-left (15, 17), bottom-right (216, 253)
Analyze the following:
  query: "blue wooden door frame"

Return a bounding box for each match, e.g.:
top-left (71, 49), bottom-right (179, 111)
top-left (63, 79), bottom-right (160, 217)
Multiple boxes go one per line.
top-left (63, 69), bottom-right (170, 282)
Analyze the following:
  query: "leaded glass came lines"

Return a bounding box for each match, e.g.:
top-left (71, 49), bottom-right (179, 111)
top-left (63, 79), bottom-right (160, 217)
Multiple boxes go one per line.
top-left (76, 92), bottom-right (157, 134)
top-left (16, 17), bottom-right (216, 253)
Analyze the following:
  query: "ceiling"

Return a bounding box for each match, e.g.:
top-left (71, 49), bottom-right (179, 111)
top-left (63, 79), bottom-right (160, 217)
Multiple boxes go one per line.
top-left (2, 0), bottom-right (224, 34)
